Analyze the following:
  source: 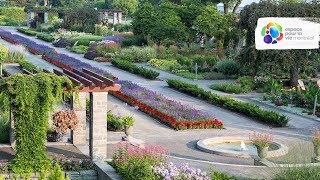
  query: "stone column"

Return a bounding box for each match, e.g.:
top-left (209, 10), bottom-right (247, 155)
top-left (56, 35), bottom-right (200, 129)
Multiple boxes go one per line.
top-left (90, 92), bottom-right (108, 161)
top-left (118, 12), bottom-right (122, 24)
top-left (113, 12), bottom-right (117, 25)
top-left (28, 12), bottom-right (35, 28)
top-left (44, 12), bottom-right (49, 23)
top-left (72, 92), bottom-right (87, 145)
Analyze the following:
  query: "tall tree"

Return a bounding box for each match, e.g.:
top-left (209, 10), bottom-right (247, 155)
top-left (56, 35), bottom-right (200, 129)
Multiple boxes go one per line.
top-left (113, 0), bottom-right (139, 20)
top-left (238, 1), bottom-right (320, 87)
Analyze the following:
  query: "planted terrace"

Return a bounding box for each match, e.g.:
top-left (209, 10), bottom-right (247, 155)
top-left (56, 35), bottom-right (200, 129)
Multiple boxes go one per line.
top-left (0, 28), bottom-right (223, 130)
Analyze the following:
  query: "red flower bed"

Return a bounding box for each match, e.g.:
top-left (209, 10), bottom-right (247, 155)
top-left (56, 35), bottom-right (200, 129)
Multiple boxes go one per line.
top-left (110, 91), bottom-right (223, 130)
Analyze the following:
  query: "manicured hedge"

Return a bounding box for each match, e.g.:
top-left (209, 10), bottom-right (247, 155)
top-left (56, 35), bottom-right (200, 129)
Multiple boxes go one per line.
top-left (70, 35), bottom-right (103, 46)
top-left (166, 79), bottom-right (289, 127)
top-left (112, 59), bottom-right (159, 80)
top-left (36, 33), bottom-right (54, 42)
top-left (17, 28), bottom-right (37, 36)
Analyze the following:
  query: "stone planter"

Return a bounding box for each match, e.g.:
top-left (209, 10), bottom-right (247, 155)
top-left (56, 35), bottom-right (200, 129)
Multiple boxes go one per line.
top-left (257, 146), bottom-right (268, 159)
top-left (124, 125), bottom-right (133, 136)
top-left (314, 143), bottom-right (320, 162)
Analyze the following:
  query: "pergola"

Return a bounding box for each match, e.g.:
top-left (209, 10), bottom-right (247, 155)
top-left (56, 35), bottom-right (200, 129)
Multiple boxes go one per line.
top-left (27, 9), bottom-right (125, 27)
top-left (4, 67), bottom-right (121, 160)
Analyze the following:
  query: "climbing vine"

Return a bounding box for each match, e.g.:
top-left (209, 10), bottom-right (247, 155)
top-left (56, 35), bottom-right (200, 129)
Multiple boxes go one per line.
top-left (0, 73), bottom-right (72, 174)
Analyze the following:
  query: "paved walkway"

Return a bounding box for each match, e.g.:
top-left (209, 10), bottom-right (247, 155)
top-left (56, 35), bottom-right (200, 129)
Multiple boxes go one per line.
top-left (1, 26), bottom-right (319, 178)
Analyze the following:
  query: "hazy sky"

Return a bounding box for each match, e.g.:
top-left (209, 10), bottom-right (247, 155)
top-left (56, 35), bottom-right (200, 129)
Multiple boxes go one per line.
top-left (217, 0), bottom-right (260, 7)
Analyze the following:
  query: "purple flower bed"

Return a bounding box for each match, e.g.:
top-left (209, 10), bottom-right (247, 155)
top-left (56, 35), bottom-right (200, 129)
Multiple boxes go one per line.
top-left (153, 162), bottom-right (210, 180)
top-left (43, 51), bottom-right (114, 79)
top-left (0, 29), bottom-right (54, 54)
top-left (103, 35), bottom-right (126, 43)
top-left (117, 80), bottom-right (214, 123)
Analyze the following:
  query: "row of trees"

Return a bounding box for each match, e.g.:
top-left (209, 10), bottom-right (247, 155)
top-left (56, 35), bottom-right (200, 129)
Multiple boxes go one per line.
top-left (132, 1), bottom-right (239, 48)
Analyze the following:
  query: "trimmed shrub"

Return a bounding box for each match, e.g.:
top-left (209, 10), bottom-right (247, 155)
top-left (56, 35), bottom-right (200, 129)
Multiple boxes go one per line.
top-left (238, 76), bottom-right (255, 90)
top-left (202, 72), bottom-right (227, 80)
top-left (166, 79), bottom-right (288, 127)
top-left (112, 59), bottom-right (159, 80)
top-left (17, 28), bottom-right (37, 36)
top-left (70, 45), bottom-right (89, 54)
top-left (121, 36), bottom-right (147, 47)
top-left (36, 23), bottom-right (55, 32)
top-left (216, 59), bottom-right (240, 76)
top-left (210, 83), bottom-right (250, 94)
top-left (114, 24), bottom-right (132, 32)
top-left (71, 35), bottom-right (103, 46)
top-left (36, 33), bottom-right (54, 42)
top-left (19, 60), bottom-right (39, 72)
top-left (84, 51), bottom-right (101, 60)
top-left (95, 24), bottom-right (112, 36)
top-left (115, 46), bottom-right (157, 62)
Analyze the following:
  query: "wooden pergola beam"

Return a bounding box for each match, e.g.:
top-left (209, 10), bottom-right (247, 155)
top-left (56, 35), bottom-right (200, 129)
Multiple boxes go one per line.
top-left (82, 68), bottom-right (114, 86)
top-left (53, 69), bottom-right (82, 87)
top-left (63, 69), bottom-right (94, 87)
top-left (73, 69), bottom-right (105, 87)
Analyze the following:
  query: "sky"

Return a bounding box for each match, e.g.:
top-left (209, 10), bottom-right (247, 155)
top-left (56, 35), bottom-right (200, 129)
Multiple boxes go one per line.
top-left (217, 0), bottom-right (261, 7)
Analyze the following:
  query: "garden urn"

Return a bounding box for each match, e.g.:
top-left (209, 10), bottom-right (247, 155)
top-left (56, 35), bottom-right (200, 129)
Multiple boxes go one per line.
top-left (256, 146), bottom-right (268, 159)
top-left (124, 125), bottom-right (133, 136)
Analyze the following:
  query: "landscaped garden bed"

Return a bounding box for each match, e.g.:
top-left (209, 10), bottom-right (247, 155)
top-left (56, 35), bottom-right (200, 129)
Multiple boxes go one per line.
top-left (0, 29), bottom-right (54, 55)
top-left (112, 59), bottom-right (159, 80)
top-left (0, 29), bottom-right (117, 80)
top-left (111, 81), bottom-right (223, 130)
top-left (166, 79), bottom-right (288, 127)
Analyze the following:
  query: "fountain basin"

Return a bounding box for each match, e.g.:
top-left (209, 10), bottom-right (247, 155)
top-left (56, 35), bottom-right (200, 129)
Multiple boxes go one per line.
top-left (197, 137), bottom-right (288, 158)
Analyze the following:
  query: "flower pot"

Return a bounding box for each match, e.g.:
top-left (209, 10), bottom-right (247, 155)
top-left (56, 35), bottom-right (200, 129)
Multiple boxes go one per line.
top-left (124, 125), bottom-right (133, 136)
top-left (47, 131), bottom-right (63, 142)
top-left (313, 143), bottom-right (320, 161)
top-left (256, 146), bottom-right (268, 159)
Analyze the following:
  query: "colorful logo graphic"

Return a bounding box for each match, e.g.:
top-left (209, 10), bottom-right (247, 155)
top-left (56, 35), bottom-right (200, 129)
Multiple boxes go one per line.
top-left (261, 22), bottom-right (283, 44)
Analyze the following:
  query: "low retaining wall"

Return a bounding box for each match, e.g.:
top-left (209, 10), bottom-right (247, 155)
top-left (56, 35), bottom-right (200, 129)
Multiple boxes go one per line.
top-left (94, 161), bottom-right (122, 180)
top-left (0, 170), bottom-right (98, 180)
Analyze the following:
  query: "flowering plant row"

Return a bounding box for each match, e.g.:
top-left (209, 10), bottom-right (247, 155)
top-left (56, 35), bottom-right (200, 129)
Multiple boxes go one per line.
top-left (111, 81), bottom-right (223, 130)
top-left (0, 29), bottom-right (54, 55)
top-left (42, 52), bottom-right (117, 80)
top-left (0, 29), bottom-right (116, 80)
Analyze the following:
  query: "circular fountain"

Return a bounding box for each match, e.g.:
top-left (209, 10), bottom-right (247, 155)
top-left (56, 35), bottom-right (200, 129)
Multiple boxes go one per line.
top-left (197, 137), bottom-right (288, 158)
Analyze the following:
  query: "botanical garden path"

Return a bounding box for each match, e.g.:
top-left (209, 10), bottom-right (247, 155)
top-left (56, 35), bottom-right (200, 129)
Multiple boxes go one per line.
top-left (1, 26), bottom-right (319, 138)
top-left (1, 26), bottom-right (319, 178)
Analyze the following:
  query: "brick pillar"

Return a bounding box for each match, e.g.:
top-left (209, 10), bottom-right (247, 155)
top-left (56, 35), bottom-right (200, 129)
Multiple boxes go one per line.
top-left (113, 12), bottom-right (117, 25)
top-left (44, 12), bottom-right (49, 23)
top-left (72, 92), bottom-right (87, 145)
top-left (118, 12), bottom-right (122, 24)
top-left (91, 92), bottom-right (108, 161)
top-left (28, 12), bottom-right (35, 28)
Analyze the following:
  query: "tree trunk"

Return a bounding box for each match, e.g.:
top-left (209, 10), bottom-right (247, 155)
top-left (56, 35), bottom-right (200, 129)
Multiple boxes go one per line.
top-left (233, 2), bottom-right (241, 14)
top-left (290, 65), bottom-right (299, 87)
top-left (224, 4), bottom-right (229, 14)
top-left (44, 0), bottom-right (48, 6)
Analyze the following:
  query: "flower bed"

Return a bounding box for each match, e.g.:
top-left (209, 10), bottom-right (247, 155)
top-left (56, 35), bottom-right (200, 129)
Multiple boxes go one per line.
top-left (0, 29), bottom-right (54, 55)
top-left (111, 81), bottom-right (223, 130)
top-left (0, 29), bottom-right (116, 80)
top-left (167, 79), bottom-right (288, 127)
top-left (43, 52), bottom-right (117, 80)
